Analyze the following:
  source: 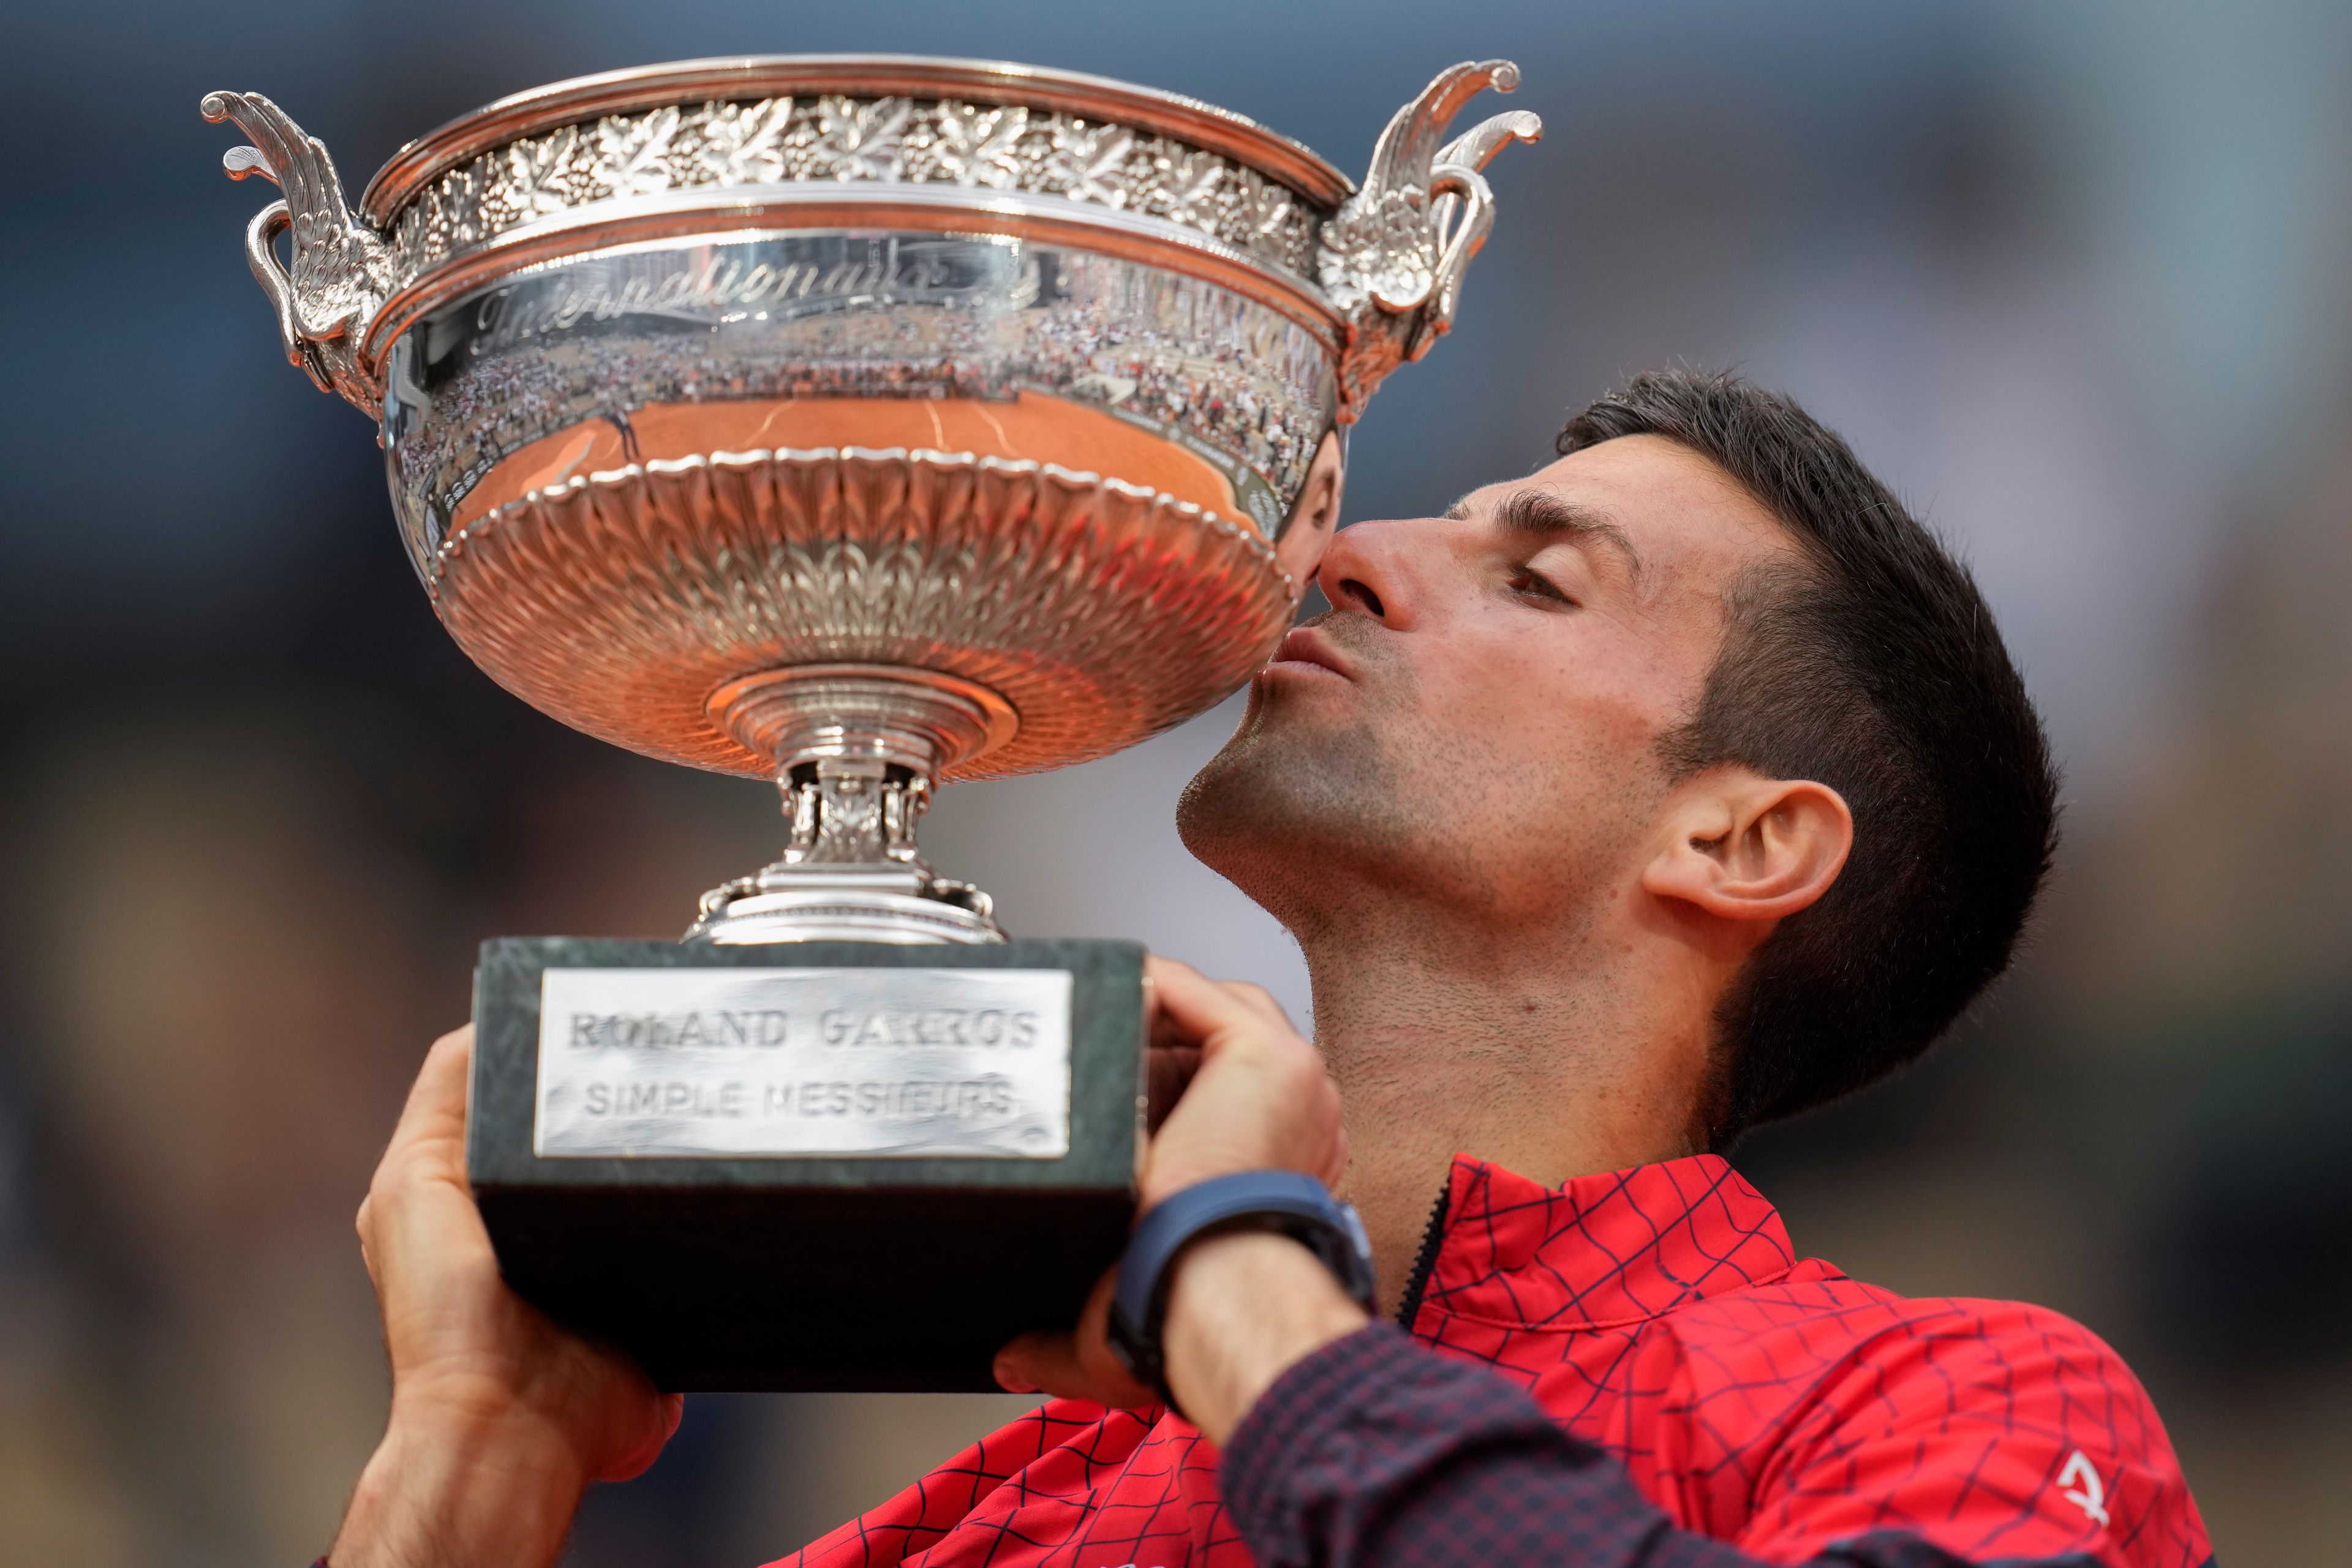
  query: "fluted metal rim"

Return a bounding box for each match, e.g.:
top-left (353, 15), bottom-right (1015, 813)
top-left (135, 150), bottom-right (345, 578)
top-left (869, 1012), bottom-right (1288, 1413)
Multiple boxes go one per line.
top-left (426, 445), bottom-right (1287, 592)
top-left (426, 444), bottom-right (1296, 783)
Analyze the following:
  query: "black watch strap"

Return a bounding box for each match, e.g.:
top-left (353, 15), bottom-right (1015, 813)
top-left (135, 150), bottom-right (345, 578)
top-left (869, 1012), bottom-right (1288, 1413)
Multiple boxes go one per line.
top-left (1106, 1170), bottom-right (1376, 1407)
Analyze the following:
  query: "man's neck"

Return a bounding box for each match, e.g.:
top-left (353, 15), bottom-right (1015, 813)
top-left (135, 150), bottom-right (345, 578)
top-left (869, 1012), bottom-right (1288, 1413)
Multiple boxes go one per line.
top-left (1295, 906), bottom-right (1714, 1316)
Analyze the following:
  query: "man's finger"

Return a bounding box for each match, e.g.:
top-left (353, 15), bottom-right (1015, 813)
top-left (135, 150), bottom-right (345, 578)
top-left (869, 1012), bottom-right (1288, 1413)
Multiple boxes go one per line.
top-left (366, 1027), bottom-right (500, 1319)
top-left (596, 1392), bottom-right (687, 1483)
top-left (384, 1027), bottom-right (475, 1174)
top-left (355, 1196), bottom-right (382, 1291)
top-left (995, 1269), bottom-right (1161, 1408)
top-left (1215, 980), bottom-right (1292, 1030)
top-left (993, 1329), bottom-right (1076, 1395)
top-left (993, 1328), bottom-right (1159, 1408)
top-left (1145, 1041), bottom-right (1201, 1129)
top-left (1147, 993), bottom-right (1195, 1054)
top-left (1144, 956), bottom-right (1276, 1055)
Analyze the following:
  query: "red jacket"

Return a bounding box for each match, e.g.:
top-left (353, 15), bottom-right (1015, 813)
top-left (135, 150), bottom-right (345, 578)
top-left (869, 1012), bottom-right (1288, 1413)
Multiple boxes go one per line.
top-left (777, 1154), bottom-right (2212, 1568)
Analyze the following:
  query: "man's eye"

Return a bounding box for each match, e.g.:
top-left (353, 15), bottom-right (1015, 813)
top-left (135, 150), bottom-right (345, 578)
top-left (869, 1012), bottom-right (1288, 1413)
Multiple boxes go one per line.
top-left (1509, 567), bottom-right (1576, 606)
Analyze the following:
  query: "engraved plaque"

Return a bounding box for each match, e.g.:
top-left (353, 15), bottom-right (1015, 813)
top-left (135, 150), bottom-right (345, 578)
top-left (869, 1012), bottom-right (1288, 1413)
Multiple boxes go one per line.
top-left (533, 967), bottom-right (1073, 1158)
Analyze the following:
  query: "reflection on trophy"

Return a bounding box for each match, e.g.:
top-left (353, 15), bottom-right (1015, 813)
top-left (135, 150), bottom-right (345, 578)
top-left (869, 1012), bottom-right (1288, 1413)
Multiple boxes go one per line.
top-left (204, 56), bottom-right (1536, 1389)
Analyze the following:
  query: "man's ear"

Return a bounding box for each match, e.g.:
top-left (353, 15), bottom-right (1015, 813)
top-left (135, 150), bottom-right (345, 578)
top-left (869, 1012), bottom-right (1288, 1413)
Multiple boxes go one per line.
top-left (1642, 767), bottom-right (1853, 926)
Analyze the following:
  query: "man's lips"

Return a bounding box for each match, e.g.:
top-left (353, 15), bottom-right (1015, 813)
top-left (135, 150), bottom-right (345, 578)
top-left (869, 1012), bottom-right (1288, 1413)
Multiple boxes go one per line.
top-left (1266, 625), bottom-right (1350, 678)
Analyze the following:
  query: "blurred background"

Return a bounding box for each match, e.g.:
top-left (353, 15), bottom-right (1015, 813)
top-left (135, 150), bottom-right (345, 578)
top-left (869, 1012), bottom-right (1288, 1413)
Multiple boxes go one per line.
top-left (4, 0), bottom-right (2349, 1561)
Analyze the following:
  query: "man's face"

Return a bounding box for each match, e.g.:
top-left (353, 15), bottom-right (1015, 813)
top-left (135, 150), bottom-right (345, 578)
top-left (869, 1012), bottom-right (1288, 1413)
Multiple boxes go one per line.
top-left (1178, 434), bottom-right (1796, 937)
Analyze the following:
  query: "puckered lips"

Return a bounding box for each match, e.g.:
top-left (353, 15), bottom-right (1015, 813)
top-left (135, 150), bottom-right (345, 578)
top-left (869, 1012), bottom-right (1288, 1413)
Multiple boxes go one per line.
top-left (1264, 624), bottom-right (1351, 680)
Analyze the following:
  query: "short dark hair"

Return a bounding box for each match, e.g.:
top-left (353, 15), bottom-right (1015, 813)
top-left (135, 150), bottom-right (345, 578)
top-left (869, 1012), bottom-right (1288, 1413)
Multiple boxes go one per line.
top-left (1558, 369), bottom-right (2059, 1148)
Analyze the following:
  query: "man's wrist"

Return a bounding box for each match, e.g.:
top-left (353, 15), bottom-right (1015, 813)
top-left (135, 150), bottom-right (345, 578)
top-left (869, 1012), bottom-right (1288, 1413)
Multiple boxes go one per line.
top-left (331, 1406), bottom-right (590, 1568)
top-left (1161, 1230), bottom-right (1370, 1443)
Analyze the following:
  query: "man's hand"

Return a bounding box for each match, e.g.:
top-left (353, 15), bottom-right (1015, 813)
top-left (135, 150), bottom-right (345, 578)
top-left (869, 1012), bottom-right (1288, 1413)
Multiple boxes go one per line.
top-left (333, 1028), bottom-right (681, 1568)
top-left (993, 957), bottom-right (1365, 1435)
top-left (1133, 957), bottom-right (1346, 1210)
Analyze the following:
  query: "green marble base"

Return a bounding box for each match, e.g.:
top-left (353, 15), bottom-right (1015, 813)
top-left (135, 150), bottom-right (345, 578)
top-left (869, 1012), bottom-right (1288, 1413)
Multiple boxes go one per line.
top-left (467, 936), bottom-right (1145, 1391)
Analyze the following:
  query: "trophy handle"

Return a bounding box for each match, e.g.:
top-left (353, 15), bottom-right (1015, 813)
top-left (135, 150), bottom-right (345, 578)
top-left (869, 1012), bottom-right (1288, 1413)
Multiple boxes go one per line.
top-left (1318, 61), bottom-right (1542, 420)
top-left (238, 199), bottom-right (323, 391)
top-left (1420, 161), bottom-right (1496, 363)
top-left (201, 91), bottom-right (391, 415)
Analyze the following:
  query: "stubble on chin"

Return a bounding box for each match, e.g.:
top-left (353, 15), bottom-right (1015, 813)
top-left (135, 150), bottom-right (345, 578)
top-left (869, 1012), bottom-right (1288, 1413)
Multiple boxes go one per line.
top-left (1176, 676), bottom-right (1415, 935)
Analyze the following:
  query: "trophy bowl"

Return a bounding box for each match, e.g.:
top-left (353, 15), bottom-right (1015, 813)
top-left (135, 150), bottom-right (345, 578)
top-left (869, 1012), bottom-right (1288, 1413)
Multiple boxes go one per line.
top-left (203, 56), bottom-right (1537, 1389)
top-left (204, 55), bottom-right (1539, 944)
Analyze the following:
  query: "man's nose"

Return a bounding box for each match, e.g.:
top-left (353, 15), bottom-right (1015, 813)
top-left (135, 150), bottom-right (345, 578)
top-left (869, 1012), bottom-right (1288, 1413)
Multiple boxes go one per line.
top-left (1313, 517), bottom-right (1423, 628)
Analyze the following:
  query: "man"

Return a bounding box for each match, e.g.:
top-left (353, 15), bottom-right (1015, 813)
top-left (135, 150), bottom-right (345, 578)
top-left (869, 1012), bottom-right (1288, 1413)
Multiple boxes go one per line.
top-left (328, 371), bottom-right (2214, 1568)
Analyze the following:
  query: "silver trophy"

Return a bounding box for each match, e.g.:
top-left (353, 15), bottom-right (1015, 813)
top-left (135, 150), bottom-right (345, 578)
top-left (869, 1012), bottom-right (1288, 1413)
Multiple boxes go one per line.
top-left (205, 56), bottom-right (1535, 1389)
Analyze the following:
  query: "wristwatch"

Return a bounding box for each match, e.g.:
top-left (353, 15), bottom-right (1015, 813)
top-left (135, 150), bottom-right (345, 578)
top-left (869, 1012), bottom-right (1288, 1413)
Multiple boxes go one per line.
top-left (1106, 1170), bottom-right (1377, 1406)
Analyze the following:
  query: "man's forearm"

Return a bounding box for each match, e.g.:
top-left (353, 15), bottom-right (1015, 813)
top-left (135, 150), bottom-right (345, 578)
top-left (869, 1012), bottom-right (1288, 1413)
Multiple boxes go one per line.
top-left (1218, 1325), bottom-right (2088, 1568)
top-left (1162, 1231), bottom-right (1370, 1443)
top-left (330, 1411), bottom-right (589, 1568)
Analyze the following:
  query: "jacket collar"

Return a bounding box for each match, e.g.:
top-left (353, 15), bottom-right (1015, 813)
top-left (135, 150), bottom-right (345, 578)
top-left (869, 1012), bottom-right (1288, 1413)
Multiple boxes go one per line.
top-left (1403, 1153), bottom-right (1796, 1333)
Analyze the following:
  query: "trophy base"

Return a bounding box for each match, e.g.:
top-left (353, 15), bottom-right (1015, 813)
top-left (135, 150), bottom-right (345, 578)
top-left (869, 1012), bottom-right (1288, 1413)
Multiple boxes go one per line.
top-left (467, 935), bottom-right (1144, 1391)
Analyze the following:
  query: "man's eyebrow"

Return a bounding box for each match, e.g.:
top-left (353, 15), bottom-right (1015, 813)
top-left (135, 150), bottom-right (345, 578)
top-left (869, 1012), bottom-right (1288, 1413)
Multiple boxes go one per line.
top-left (1453, 488), bottom-right (1645, 580)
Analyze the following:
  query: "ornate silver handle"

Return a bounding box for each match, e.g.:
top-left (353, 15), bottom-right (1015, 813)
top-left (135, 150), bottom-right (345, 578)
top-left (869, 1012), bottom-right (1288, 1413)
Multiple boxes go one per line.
top-left (202, 91), bottom-right (391, 415)
top-left (1317, 61), bottom-right (1542, 419)
top-left (1420, 161), bottom-right (1494, 356)
top-left (236, 199), bottom-right (316, 386)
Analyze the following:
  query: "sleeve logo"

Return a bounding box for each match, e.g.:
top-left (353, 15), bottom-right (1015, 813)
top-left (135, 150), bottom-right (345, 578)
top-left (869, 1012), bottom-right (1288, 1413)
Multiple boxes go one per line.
top-left (2056, 1449), bottom-right (2111, 1528)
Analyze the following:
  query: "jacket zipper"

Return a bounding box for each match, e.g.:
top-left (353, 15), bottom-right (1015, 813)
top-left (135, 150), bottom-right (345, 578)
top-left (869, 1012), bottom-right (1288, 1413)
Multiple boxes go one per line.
top-left (1392, 1178), bottom-right (1451, 1331)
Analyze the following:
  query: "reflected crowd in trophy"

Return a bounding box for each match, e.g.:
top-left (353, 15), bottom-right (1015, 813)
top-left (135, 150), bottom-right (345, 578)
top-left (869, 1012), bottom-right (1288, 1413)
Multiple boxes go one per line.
top-left (7, 3), bottom-right (2352, 1566)
top-left (394, 260), bottom-right (1328, 552)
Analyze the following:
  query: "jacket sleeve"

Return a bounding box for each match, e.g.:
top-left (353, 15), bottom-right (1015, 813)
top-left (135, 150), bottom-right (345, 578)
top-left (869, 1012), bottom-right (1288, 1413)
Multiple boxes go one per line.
top-left (1218, 1324), bottom-right (2211, 1568)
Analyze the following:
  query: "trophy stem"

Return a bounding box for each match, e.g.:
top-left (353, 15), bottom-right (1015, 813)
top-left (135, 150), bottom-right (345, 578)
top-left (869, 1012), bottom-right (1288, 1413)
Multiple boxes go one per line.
top-left (687, 666), bottom-right (1018, 945)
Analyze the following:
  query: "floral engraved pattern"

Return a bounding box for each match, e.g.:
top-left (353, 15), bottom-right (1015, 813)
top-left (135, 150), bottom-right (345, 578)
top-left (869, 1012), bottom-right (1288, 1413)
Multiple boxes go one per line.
top-left (424, 161), bottom-right (487, 256)
top-left (389, 95), bottom-right (1327, 285)
top-left (494, 125), bottom-right (582, 227)
top-left (1240, 178), bottom-right (1297, 253)
top-left (1044, 123), bottom-right (1136, 207)
top-left (1153, 147), bottom-right (1226, 229)
top-left (810, 96), bottom-right (911, 182)
top-left (590, 105), bottom-right (682, 199)
top-left (695, 97), bottom-right (794, 184)
top-left (929, 102), bottom-right (1028, 189)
